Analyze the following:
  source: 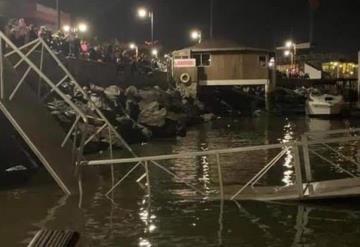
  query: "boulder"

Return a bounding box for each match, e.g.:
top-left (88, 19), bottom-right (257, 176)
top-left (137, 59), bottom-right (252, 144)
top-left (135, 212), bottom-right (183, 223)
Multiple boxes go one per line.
top-left (138, 101), bottom-right (167, 127)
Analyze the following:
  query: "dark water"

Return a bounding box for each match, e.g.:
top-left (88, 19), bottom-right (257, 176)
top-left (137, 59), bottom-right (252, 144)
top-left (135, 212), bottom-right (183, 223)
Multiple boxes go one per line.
top-left (1, 115), bottom-right (360, 246)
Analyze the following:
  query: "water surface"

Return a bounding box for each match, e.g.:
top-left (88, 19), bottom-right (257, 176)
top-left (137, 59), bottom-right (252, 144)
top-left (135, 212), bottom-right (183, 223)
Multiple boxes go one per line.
top-left (1, 115), bottom-right (360, 246)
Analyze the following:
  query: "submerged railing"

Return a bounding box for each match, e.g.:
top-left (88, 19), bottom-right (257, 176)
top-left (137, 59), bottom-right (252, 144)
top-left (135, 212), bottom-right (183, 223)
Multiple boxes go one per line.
top-left (81, 128), bottom-right (360, 200)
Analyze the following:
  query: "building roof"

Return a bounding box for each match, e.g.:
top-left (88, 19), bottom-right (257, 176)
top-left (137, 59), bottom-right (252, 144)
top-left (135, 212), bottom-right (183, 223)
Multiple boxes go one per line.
top-left (174, 39), bottom-right (272, 53)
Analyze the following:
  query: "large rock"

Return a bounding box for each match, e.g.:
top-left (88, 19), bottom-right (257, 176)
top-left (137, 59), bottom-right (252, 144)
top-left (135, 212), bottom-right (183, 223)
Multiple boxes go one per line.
top-left (138, 101), bottom-right (167, 127)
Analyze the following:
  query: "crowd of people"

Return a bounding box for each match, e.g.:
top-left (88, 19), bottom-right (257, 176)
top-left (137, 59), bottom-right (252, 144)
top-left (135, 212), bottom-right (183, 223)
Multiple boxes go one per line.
top-left (4, 18), bottom-right (167, 75)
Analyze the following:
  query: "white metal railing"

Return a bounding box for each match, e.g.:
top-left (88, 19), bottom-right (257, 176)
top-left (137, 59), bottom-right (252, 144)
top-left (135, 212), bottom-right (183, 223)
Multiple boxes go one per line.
top-left (0, 34), bottom-right (137, 194)
top-left (0, 32), bottom-right (89, 169)
top-left (80, 129), bottom-right (360, 199)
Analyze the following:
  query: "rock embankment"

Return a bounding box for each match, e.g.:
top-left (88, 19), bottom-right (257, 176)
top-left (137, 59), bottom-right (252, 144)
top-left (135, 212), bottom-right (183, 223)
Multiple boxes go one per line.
top-left (47, 84), bottom-right (215, 152)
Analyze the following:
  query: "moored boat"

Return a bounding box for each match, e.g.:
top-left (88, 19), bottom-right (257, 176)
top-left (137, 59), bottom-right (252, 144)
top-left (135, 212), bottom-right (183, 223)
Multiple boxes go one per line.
top-left (306, 92), bottom-right (344, 116)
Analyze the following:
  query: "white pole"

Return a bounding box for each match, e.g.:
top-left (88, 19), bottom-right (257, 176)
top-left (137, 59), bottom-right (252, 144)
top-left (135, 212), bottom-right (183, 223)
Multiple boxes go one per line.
top-left (0, 37), bottom-right (3, 100)
top-left (358, 51), bottom-right (360, 107)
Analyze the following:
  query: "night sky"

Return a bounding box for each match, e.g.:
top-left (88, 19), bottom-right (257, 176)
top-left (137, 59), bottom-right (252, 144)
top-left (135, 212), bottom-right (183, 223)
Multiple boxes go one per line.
top-left (39, 0), bottom-right (359, 53)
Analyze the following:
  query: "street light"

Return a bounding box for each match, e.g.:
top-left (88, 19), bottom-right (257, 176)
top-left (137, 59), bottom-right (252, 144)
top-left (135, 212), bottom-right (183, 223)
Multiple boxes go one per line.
top-left (56, 0), bottom-right (61, 30)
top-left (285, 40), bottom-right (293, 48)
top-left (191, 30), bottom-right (202, 43)
top-left (284, 40), bottom-right (297, 68)
top-left (137, 8), bottom-right (148, 18)
top-left (137, 7), bottom-right (154, 46)
top-left (78, 23), bottom-right (88, 33)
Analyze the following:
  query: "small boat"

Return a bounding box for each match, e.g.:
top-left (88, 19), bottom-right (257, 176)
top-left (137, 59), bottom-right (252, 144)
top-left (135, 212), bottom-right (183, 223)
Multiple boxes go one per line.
top-left (306, 92), bottom-right (344, 116)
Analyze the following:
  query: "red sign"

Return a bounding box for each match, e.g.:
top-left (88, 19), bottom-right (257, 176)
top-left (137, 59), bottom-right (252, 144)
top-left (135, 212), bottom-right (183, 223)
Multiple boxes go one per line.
top-left (174, 59), bottom-right (196, 68)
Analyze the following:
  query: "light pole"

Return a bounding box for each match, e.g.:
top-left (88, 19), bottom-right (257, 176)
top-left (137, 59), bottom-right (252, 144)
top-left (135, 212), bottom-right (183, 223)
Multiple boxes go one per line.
top-left (137, 7), bottom-right (154, 46)
top-left (284, 40), bottom-right (297, 72)
top-left (56, 0), bottom-right (61, 30)
top-left (191, 30), bottom-right (202, 44)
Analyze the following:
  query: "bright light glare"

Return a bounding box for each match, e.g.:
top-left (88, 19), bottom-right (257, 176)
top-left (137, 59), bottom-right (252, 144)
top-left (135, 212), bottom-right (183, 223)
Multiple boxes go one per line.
top-left (268, 57), bottom-right (275, 67)
top-left (138, 8), bottom-right (148, 18)
top-left (151, 48), bottom-right (158, 56)
top-left (78, 23), bottom-right (88, 33)
top-left (284, 50), bottom-right (291, 57)
top-left (129, 43), bottom-right (136, 49)
top-left (285, 40), bottom-right (293, 48)
top-left (191, 30), bottom-right (200, 40)
top-left (62, 25), bottom-right (71, 32)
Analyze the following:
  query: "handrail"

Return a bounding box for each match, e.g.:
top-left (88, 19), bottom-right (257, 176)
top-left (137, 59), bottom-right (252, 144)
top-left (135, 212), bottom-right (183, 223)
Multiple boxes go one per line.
top-left (4, 38), bottom-right (40, 57)
top-left (82, 135), bottom-right (360, 166)
top-left (37, 38), bottom-right (135, 156)
top-left (0, 32), bottom-right (88, 124)
top-left (84, 142), bottom-right (291, 166)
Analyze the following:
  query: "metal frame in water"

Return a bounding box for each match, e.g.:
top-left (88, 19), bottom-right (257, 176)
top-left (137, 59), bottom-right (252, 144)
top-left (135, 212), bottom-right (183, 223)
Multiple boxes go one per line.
top-left (82, 128), bottom-right (360, 201)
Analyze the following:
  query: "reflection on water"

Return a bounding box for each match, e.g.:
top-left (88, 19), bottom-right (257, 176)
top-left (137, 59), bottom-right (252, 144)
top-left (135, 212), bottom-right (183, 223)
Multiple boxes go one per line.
top-left (2, 115), bottom-right (360, 246)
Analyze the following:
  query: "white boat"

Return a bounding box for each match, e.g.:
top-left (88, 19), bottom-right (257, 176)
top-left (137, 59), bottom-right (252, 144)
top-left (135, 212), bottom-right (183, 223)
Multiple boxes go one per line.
top-left (306, 93), bottom-right (344, 116)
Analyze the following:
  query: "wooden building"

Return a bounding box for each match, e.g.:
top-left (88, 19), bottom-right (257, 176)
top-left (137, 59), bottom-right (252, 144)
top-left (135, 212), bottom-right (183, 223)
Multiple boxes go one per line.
top-left (172, 40), bottom-right (274, 99)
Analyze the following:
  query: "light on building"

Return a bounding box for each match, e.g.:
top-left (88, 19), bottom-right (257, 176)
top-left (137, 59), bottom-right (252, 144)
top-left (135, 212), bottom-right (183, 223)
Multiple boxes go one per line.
top-left (284, 50), bottom-right (291, 57)
top-left (268, 57), bottom-right (275, 68)
top-left (285, 40), bottom-right (293, 48)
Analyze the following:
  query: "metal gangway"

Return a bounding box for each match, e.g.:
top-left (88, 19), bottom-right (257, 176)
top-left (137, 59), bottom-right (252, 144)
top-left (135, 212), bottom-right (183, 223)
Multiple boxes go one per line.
top-left (0, 32), bottom-right (133, 195)
top-left (81, 128), bottom-right (360, 201)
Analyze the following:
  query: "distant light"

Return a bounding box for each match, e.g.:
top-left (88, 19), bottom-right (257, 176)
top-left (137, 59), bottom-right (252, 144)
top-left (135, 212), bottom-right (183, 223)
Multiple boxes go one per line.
top-left (138, 8), bottom-right (148, 18)
top-left (151, 48), bottom-right (158, 57)
top-left (268, 57), bottom-right (275, 67)
top-left (284, 50), bottom-right (291, 57)
top-left (191, 30), bottom-right (201, 40)
top-left (62, 25), bottom-right (71, 33)
top-left (129, 43), bottom-right (137, 49)
top-left (78, 23), bottom-right (88, 33)
top-left (285, 40), bottom-right (293, 48)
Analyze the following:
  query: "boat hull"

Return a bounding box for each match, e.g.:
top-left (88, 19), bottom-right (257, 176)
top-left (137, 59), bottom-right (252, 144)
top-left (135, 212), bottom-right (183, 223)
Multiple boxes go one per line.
top-left (306, 102), bottom-right (343, 116)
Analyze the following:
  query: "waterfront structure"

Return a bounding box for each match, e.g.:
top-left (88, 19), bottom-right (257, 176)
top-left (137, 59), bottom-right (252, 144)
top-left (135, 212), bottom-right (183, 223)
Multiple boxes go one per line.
top-left (277, 52), bottom-right (358, 80)
top-left (171, 40), bottom-right (274, 99)
top-left (0, 0), bottom-right (71, 29)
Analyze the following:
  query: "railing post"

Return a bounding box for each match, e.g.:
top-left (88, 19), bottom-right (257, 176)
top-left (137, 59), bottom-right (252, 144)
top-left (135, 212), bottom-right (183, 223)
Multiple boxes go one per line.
top-left (108, 127), bottom-right (115, 187)
top-left (145, 161), bottom-right (151, 198)
top-left (216, 153), bottom-right (224, 246)
top-left (38, 44), bottom-right (44, 99)
top-left (301, 135), bottom-right (313, 183)
top-left (0, 37), bottom-right (4, 100)
top-left (293, 143), bottom-right (304, 198)
top-left (216, 153), bottom-right (224, 199)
